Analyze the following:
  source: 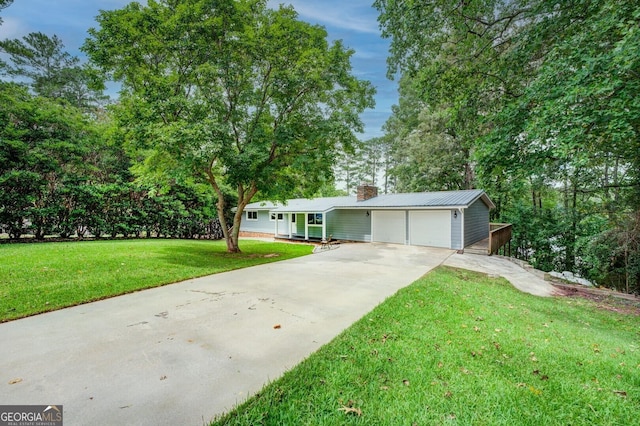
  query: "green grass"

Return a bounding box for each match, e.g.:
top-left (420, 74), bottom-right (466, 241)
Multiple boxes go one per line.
top-left (213, 266), bottom-right (640, 426)
top-left (0, 239), bottom-right (313, 322)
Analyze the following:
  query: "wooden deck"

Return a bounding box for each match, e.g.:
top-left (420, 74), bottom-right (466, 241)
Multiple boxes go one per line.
top-left (465, 238), bottom-right (489, 255)
top-left (464, 223), bottom-right (513, 256)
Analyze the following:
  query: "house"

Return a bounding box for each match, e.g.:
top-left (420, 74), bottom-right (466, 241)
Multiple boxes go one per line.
top-left (240, 184), bottom-right (495, 251)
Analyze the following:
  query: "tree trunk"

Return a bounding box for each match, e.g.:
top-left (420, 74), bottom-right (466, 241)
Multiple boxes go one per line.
top-left (205, 165), bottom-right (259, 253)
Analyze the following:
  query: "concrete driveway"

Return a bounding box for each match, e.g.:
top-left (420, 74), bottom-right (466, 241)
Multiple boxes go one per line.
top-left (0, 242), bottom-right (453, 426)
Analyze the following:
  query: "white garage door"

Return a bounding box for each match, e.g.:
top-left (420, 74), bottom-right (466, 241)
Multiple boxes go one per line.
top-left (409, 210), bottom-right (451, 248)
top-left (372, 210), bottom-right (406, 244)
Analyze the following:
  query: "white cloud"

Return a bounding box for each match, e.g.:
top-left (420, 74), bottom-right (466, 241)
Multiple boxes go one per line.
top-left (268, 0), bottom-right (380, 34)
top-left (0, 16), bottom-right (26, 39)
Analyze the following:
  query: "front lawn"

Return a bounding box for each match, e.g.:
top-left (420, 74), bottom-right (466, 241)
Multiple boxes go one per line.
top-left (0, 239), bottom-right (313, 322)
top-left (212, 266), bottom-right (640, 425)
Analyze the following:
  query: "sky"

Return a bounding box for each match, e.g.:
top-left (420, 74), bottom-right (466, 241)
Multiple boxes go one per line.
top-left (0, 0), bottom-right (397, 141)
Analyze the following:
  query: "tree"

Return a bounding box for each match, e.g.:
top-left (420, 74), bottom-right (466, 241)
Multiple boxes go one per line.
top-left (0, 0), bottom-right (12, 25)
top-left (334, 142), bottom-right (366, 195)
top-left (0, 32), bottom-right (106, 109)
top-left (374, 0), bottom-right (640, 290)
top-left (0, 82), bottom-right (96, 238)
top-left (83, 0), bottom-right (374, 252)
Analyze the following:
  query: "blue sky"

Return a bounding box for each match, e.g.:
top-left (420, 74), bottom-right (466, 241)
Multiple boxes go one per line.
top-left (0, 0), bottom-right (396, 141)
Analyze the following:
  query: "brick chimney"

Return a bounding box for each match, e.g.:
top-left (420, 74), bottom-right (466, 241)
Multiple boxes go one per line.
top-left (357, 183), bottom-right (378, 201)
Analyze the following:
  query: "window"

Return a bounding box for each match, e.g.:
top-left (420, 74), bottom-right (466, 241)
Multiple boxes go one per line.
top-left (270, 213), bottom-right (284, 221)
top-left (291, 214), bottom-right (296, 223)
top-left (246, 211), bottom-right (258, 221)
top-left (307, 213), bottom-right (323, 225)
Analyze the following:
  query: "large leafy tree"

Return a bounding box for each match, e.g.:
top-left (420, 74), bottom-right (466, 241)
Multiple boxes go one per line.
top-left (83, 0), bottom-right (374, 252)
top-left (0, 82), bottom-right (96, 238)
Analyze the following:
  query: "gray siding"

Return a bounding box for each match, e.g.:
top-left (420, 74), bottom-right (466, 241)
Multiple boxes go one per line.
top-left (240, 210), bottom-right (290, 234)
top-left (464, 200), bottom-right (490, 246)
top-left (451, 210), bottom-right (463, 250)
top-left (327, 209), bottom-right (371, 242)
top-left (240, 209), bottom-right (274, 233)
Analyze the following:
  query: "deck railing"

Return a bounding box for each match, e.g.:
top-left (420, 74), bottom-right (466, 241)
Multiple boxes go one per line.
top-left (489, 223), bottom-right (512, 255)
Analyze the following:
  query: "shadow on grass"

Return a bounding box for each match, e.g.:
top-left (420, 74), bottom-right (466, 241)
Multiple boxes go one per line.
top-left (157, 240), bottom-right (312, 270)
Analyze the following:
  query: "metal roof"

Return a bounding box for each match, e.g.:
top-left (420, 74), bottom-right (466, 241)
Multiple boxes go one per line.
top-left (244, 190), bottom-right (494, 213)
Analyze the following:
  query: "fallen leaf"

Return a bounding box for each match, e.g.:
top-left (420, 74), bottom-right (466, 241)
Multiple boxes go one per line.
top-left (160, 375), bottom-right (167, 381)
top-left (444, 390), bottom-right (453, 398)
top-left (474, 326), bottom-right (480, 332)
top-left (338, 406), bottom-right (362, 416)
top-left (528, 385), bottom-right (542, 395)
top-left (613, 390), bottom-right (627, 397)
top-left (273, 324), bottom-right (281, 329)
top-left (403, 379), bottom-right (410, 386)
top-left (380, 386), bottom-right (389, 391)
top-left (540, 375), bottom-right (549, 381)
top-left (8, 378), bottom-right (22, 385)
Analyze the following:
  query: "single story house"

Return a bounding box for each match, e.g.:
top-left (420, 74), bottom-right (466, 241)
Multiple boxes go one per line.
top-left (240, 185), bottom-right (495, 250)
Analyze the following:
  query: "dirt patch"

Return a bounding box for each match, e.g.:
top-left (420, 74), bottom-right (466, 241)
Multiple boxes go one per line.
top-left (553, 284), bottom-right (640, 316)
top-left (245, 253), bottom-right (280, 258)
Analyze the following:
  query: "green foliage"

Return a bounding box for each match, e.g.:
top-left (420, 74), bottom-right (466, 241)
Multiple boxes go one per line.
top-left (0, 32), bottom-right (106, 109)
top-left (0, 239), bottom-right (313, 321)
top-left (213, 267), bottom-right (640, 424)
top-left (83, 0), bottom-right (375, 252)
top-left (0, 82), bottom-right (217, 240)
top-left (0, 0), bottom-right (13, 25)
top-left (374, 0), bottom-right (640, 291)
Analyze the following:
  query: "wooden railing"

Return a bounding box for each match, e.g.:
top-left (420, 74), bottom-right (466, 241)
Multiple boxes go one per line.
top-left (489, 223), bottom-right (512, 255)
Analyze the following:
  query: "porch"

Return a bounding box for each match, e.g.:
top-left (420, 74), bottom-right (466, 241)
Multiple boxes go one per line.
top-left (274, 234), bottom-right (324, 243)
top-left (273, 211), bottom-right (329, 242)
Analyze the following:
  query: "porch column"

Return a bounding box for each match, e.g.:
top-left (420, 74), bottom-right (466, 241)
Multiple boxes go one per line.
top-left (275, 213), bottom-right (279, 237)
top-left (322, 212), bottom-right (327, 240)
top-left (459, 208), bottom-right (465, 249)
top-left (288, 213), bottom-right (292, 238)
top-left (304, 213), bottom-right (309, 240)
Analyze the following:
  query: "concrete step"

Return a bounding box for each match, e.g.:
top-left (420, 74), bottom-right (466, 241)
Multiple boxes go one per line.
top-left (464, 247), bottom-right (489, 256)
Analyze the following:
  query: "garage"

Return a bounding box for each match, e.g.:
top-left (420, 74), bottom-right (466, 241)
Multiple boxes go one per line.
top-left (409, 210), bottom-right (451, 248)
top-left (372, 210), bottom-right (405, 244)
